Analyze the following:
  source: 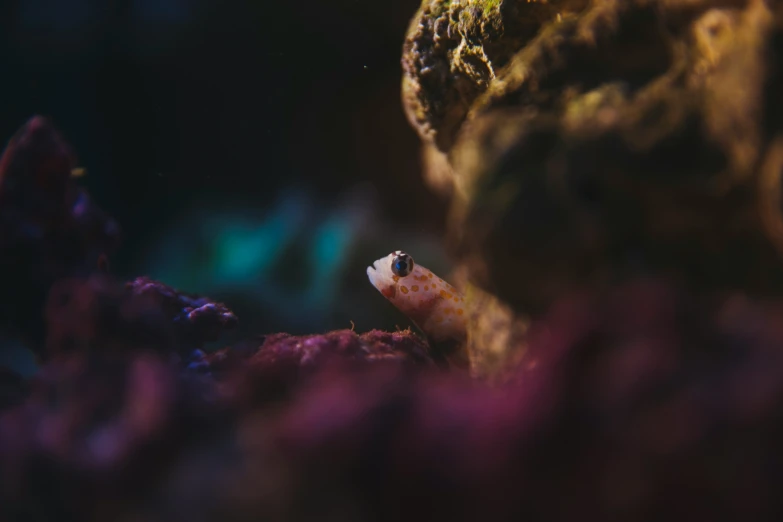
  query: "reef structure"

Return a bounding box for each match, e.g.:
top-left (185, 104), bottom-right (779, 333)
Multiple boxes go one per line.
top-left (402, 0), bottom-right (783, 373)
top-left (2, 0), bottom-right (783, 517)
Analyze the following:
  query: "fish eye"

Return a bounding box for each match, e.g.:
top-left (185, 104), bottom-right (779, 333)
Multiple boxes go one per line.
top-left (391, 252), bottom-right (414, 277)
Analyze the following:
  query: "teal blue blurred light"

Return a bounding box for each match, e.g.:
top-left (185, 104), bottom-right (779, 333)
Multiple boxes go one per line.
top-left (210, 191), bottom-right (309, 285)
top-left (212, 222), bottom-right (283, 283)
top-left (143, 186), bottom-right (373, 332)
top-left (306, 214), bottom-right (358, 307)
top-left (148, 190), bottom-right (309, 291)
top-left (0, 336), bottom-right (38, 377)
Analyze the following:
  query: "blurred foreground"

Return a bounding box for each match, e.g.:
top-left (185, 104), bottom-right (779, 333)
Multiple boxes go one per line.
top-left (5, 0), bottom-right (783, 520)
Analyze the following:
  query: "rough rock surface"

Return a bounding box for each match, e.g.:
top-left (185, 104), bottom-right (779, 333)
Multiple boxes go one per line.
top-left (196, 329), bottom-right (434, 406)
top-left (0, 117), bottom-right (120, 353)
top-left (403, 0), bottom-right (783, 371)
top-left (0, 116), bottom-right (440, 520)
top-left (6, 277), bottom-right (783, 521)
top-left (402, 0), bottom-right (591, 152)
top-left (44, 275), bottom-right (238, 359)
top-left (5, 1), bottom-right (783, 515)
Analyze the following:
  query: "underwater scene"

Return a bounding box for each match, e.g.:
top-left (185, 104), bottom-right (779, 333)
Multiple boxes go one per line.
top-left (3, 0), bottom-right (783, 520)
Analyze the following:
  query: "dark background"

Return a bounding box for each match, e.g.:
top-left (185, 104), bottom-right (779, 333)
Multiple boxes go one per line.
top-left (0, 0), bottom-right (452, 339)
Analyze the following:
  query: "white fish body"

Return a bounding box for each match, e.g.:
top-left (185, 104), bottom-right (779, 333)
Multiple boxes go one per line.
top-left (366, 250), bottom-right (466, 343)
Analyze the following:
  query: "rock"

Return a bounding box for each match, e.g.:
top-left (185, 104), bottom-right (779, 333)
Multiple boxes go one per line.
top-left (43, 274), bottom-right (239, 359)
top-left (0, 351), bottom-right (229, 522)
top-left (402, 0), bottom-right (590, 152)
top-left (127, 276), bottom-right (238, 349)
top-left (7, 276), bottom-right (783, 521)
top-left (0, 117), bottom-right (120, 353)
top-left (239, 280), bottom-right (783, 522)
top-left (224, 329), bottom-right (435, 407)
top-left (403, 0), bottom-right (783, 330)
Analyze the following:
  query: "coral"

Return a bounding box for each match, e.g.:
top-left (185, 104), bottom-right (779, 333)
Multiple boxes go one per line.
top-left (247, 329), bottom-right (434, 370)
top-left (7, 280), bottom-right (783, 521)
top-left (44, 275), bottom-right (174, 357)
top-left (223, 281), bottom-right (783, 521)
top-left (127, 276), bottom-right (238, 350)
top-left (402, 0), bottom-right (783, 372)
top-left (462, 281), bottom-right (528, 380)
top-left (204, 329), bottom-right (435, 407)
top-left (0, 116), bottom-right (120, 353)
top-left (0, 351), bottom-right (230, 521)
top-left (0, 329), bottom-right (436, 521)
top-left (402, 0), bottom-right (589, 151)
top-left (43, 274), bottom-right (237, 359)
top-left (6, 0), bottom-right (783, 517)
top-left (0, 117), bottom-right (240, 371)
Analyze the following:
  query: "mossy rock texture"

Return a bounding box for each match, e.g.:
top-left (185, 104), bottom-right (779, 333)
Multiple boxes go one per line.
top-left (403, 0), bottom-right (783, 315)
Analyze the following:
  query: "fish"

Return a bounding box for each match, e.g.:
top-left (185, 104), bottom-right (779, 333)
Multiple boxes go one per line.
top-left (366, 250), bottom-right (466, 344)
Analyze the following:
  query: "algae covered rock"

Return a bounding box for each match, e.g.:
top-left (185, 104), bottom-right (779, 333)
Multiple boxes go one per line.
top-left (403, 0), bottom-right (783, 318)
top-left (402, 0), bottom-right (589, 152)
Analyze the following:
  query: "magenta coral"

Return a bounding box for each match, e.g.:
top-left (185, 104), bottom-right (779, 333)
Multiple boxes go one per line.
top-left (0, 117), bottom-right (120, 354)
top-left (4, 88), bottom-right (783, 522)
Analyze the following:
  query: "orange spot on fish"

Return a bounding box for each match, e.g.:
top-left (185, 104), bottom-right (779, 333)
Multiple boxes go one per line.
top-left (400, 286), bottom-right (409, 294)
top-left (382, 285), bottom-right (397, 299)
top-left (428, 273), bottom-right (433, 278)
top-left (424, 285), bottom-right (429, 291)
top-left (439, 290), bottom-right (452, 299)
top-left (443, 307), bottom-right (453, 315)
top-left (392, 275), bottom-right (400, 282)
top-left (453, 297), bottom-right (459, 302)
top-left (457, 309), bottom-right (464, 315)
top-left (411, 285), bottom-right (419, 292)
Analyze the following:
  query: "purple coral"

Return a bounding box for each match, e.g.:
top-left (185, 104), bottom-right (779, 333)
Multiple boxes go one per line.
top-left (205, 329), bottom-right (434, 407)
top-left (127, 276), bottom-right (238, 350)
top-left (4, 109), bottom-right (783, 522)
top-left (0, 117), bottom-right (120, 353)
top-left (7, 272), bottom-right (783, 521)
top-left (250, 281), bottom-right (783, 522)
top-left (0, 351), bottom-right (229, 521)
